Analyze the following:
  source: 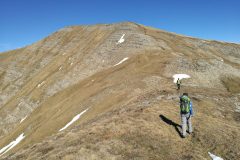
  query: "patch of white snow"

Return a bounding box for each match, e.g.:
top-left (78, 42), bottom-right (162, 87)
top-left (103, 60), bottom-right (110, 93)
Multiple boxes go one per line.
top-left (37, 81), bottom-right (45, 88)
top-left (116, 34), bottom-right (125, 44)
top-left (173, 74), bottom-right (190, 83)
top-left (114, 57), bottom-right (129, 66)
top-left (59, 108), bottom-right (89, 132)
top-left (208, 152), bottom-right (223, 160)
top-left (20, 116), bottom-right (27, 123)
top-left (70, 62), bottom-right (73, 66)
top-left (0, 133), bottom-right (25, 156)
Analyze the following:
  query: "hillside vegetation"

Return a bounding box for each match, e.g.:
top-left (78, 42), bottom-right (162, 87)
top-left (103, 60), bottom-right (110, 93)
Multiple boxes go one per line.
top-left (0, 22), bottom-right (240, 160)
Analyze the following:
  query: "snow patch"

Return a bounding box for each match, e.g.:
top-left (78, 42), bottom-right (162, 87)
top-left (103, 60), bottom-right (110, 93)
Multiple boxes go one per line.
top-left (208, 152), bottom-right (223, 160)
top-left (173, 74), bottom-right (190, 83)
top-left (70, 62), bottom-right (73, 66)
top-left (116, 34), bottom-right (125, 44)
top-left (37, 81), bottom-right (45, 88)
top-left (59, 108), bottom-right (89, 132)
top-left (0, 133), bottom-right (25, 156)
top-left (20, 116), bottom-right (27, 123)
top-left (114, 57), bottom-right (129, 66)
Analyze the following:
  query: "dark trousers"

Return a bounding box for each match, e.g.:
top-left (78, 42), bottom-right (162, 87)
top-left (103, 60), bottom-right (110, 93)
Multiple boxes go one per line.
top-left (177, 84), bottom-right (180, 90)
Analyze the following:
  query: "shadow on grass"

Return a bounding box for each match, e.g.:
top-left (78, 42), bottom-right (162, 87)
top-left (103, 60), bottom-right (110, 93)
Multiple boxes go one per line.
top-left (159, 114), bottom-right (182, 138)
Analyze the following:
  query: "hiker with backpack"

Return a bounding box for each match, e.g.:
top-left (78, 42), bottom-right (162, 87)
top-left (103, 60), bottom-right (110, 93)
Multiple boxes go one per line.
top-left (179, 93), bottom-right (194, 138)
top-left (176, 78), bottom-right (181, 90)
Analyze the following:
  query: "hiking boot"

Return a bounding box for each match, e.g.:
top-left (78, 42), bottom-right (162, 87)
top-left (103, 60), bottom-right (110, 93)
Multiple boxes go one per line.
top-left (181, 135), bottom-right (186, 138)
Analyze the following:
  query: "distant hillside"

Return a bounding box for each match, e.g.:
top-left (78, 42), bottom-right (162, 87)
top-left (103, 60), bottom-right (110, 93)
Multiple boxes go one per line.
top-left (0, 22), bottom-right (239, 160)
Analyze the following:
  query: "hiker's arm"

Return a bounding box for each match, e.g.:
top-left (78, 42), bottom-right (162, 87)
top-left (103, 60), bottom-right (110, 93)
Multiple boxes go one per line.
top-left (190, 101), bottom-right (194, 116)
top-left (191, 106), bottom-right (194, 116)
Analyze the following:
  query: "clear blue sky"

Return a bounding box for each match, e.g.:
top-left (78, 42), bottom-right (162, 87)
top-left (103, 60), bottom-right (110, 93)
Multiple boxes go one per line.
top-left (0, 0), bottom-right (239, 52)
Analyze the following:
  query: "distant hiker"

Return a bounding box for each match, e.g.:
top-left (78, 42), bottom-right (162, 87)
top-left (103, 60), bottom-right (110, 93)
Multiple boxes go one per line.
top-left (176, 78), bottom-right (181, 90)
top-left (179, 93), bottom-right (193, 138)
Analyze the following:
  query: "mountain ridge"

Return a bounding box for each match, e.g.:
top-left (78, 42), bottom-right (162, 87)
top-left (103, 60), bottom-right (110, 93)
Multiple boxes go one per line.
top-left (0, 22), bottom-right (240, 160)
top-left (1, 21), bottom-right (239, 54)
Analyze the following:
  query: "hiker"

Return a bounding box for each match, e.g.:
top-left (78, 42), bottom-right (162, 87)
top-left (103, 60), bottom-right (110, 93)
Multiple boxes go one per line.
top-left (176, 78), bottom-right (181, 90)
top-left (179, 93), bottom-right (193, 138)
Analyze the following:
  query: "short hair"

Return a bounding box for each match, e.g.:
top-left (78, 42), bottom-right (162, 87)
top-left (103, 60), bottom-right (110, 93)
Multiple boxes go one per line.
top-left (183, 93), bottom-right (188, 96)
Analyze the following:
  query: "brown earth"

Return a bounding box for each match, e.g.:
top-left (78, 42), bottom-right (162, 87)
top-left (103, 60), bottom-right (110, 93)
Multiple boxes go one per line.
top-left (0, 22), bottom-right (240, 160)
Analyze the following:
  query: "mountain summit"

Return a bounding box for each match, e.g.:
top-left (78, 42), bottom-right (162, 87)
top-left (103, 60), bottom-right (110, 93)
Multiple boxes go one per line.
top-left (0, 22), bottom-right (240, 160)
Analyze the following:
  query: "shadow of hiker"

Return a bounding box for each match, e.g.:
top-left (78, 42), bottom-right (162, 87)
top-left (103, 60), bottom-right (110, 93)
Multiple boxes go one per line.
top-left (159, 114), bottom-right (182, 137)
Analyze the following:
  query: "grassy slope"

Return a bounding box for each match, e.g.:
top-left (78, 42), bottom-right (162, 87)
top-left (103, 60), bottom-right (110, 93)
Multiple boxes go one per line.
top-left (2, 52), bottom-right (240, 160)
top-left (3, 83), bottom-right (240, 159)
top-left (0, 23), bottom-right (239, 159)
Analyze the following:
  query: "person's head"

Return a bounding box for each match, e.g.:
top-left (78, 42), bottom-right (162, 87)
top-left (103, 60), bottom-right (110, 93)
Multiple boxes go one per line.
top-left (183, 93), bottom-right (188, 96)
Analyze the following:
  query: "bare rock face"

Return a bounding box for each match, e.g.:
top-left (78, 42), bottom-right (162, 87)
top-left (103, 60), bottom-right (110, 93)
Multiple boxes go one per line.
top-left (0, 22), bottom-right (240, 160)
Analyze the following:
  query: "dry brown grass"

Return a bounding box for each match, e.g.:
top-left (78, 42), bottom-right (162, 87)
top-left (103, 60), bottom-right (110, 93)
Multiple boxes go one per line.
top-left (3, 88), bottom-right (240, 160)
top-left (221, 75), bottom-right (240, 93)
top-left (0, 22), bottom-right (240, 160)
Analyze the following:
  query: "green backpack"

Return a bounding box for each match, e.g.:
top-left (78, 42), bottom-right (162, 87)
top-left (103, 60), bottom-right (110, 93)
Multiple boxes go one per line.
top-left (180, 95), bottom-right (190, 114)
